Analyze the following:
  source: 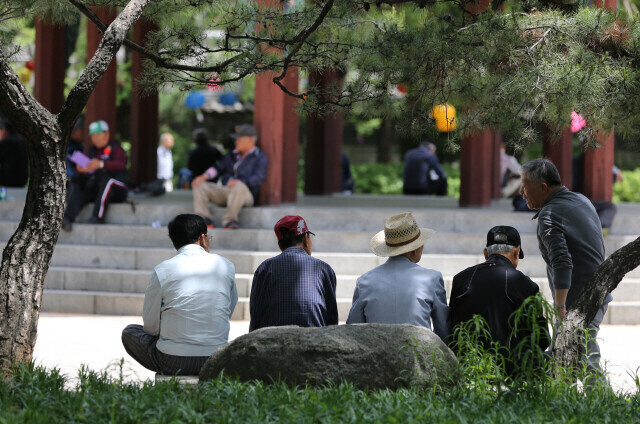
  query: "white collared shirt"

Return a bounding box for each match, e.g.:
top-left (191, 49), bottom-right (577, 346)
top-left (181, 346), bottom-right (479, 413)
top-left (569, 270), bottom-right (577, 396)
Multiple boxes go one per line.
top-left (143, 244), bottom-right (238, 356)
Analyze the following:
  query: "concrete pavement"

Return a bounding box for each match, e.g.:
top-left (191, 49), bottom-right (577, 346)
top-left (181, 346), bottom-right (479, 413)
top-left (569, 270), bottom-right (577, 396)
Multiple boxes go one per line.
top-left (32, 313), bottom-right (640, 393)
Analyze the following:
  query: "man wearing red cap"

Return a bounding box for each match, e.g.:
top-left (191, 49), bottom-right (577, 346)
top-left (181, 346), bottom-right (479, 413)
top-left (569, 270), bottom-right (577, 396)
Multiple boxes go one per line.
top-left (249, 215), bottom-right (338, 331)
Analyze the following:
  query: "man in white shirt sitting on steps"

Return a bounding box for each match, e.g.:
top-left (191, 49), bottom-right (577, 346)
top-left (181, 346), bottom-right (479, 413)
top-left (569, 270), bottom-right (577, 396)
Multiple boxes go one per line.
top-left (121, 214), bottom-right (238, 375)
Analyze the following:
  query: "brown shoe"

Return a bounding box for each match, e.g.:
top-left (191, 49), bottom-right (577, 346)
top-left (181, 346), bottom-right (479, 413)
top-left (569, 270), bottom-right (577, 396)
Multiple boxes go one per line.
top-left (223, 221), bottom-right (239, 229)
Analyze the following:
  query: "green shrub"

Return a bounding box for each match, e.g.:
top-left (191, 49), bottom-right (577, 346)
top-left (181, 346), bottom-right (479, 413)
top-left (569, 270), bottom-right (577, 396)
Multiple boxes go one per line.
top-left (613, 168), bottom-right (640, 203)
top-left (351, 163), bottom-right (461, 198)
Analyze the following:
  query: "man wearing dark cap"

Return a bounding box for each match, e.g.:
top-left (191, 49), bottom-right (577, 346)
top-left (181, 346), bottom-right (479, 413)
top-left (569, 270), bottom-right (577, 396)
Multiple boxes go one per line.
top-left (249, 215), bottom-right (338, 332)
top-left (192, 124), bottom-right (268, 229)
top-left (449, 226), bottom-right (550, 376)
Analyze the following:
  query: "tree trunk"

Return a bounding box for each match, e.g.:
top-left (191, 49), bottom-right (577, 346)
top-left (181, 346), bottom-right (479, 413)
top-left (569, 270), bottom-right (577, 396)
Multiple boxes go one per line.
top-left (0, 0), bottom-right (152, 368)
top-left (553, 236), bottom-right (640, 371)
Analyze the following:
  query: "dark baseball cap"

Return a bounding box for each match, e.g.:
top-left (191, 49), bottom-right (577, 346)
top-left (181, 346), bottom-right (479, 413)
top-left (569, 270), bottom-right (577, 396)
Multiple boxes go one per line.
top-left (486, 226), bottom-right (524, 259)
top-left (230, 124), bottom-right (258, 139)
top-left (274, 215), bottom-right (315, 241)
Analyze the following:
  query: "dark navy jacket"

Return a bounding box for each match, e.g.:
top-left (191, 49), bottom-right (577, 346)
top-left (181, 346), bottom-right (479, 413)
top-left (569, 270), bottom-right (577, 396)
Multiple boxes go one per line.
top-left (215, 147), bottom-right (268, 201)
top-left (249, 247), bottom-right (338, 332)
top-left (402, 145), bottom-right (447, 195)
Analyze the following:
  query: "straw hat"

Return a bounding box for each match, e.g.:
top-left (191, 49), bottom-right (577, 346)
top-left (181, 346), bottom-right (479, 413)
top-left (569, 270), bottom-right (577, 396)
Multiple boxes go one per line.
top-left (370, 212), bottom-right (435, 257)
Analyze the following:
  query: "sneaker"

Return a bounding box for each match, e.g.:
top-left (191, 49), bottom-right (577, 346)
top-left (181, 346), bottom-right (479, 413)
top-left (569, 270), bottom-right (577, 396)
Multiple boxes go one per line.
top-left (61, 217), bottom-right (73, 232)
top-left (223, 221), bottom-right (239, 230)
top-left (203, 217), bottom-right (215, 229)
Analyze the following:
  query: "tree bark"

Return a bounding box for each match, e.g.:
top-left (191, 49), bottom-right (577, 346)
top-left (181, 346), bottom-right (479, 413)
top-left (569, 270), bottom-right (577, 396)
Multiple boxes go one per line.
top-left (0, 0), bottom-right (152, 367)
top-left (553, 236), bottom-right (640, 372)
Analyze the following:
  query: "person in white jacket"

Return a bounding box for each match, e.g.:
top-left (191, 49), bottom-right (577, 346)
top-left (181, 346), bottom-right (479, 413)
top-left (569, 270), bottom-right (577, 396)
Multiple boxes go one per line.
top-left (122, 214), bottom-right (237, 375)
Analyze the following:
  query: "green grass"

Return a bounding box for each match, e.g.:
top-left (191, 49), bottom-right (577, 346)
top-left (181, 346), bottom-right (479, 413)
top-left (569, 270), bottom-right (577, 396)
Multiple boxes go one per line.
top-left (1, 362), bottom-right (638, 424)
top-left (2, 300), bottom-right (639, 424)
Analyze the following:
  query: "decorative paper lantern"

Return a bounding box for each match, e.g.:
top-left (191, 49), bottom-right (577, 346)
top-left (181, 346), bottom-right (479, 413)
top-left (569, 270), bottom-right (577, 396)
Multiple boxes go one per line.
top-left (219, 92), bottom-right (238, 106)
top-left (25, 60), bottom-right (35, 71)
top-left (396, 84), bottom-right (407, 94)
top-left (432, 103), bottom-right (457, 132)
top-left (18, 66), bottom-right (32, 83)
top-left (185, 91), bottom-right (206, 109)
top-left (207, 74), bottom-right (221, 91)
top-left (571, 111), bottom-right (586, 133)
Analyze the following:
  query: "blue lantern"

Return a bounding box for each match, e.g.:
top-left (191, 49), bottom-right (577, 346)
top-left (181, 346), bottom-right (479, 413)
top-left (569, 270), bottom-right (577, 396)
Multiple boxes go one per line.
top-left (219, 92), bottom-right (238, 106)
top-left (185, 91), bottom-right (206, 109)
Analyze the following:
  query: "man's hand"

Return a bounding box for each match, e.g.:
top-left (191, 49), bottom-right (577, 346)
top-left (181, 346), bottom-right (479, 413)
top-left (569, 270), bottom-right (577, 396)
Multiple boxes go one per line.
top-left (556, 304), bottom-right (567, 320)
top-left (227, 179), bottom-right (240, 189)
top-left (192, 174), bottom-right (208, 188)
top-left (85, 158), bottom-right (102, 171)
top-left (554, 288), bottom-right (568, 320)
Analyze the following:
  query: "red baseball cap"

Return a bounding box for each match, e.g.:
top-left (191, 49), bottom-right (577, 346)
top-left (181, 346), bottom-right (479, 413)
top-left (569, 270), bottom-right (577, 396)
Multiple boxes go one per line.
top-left (274, 215), bottom-right (315, 241)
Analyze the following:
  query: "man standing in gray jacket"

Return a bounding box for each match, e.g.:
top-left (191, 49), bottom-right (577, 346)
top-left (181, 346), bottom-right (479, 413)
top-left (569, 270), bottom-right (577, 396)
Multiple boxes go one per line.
top-left (520, 159), bottom-right (611, 380)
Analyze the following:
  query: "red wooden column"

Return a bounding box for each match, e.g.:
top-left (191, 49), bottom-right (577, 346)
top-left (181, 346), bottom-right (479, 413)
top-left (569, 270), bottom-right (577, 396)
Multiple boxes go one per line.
top-left (34, 20), bottom-right (66, 114)
top-left (304, 69), bottom-right (344, 195)
top-left (458, 0), bottom-right (501, 206)
top-left (459, 128), bottom-right (499, 207)
top-left (584, 0), bottom-right (616, 201)
top-left (491, 131), bottom-right (502, 199)
top-left (130, 20), bottom-right (159, 184)
top-left (85, 7), bottom-right (117, 149)
top-left (254, 69), bottom-right (300, 204)
top-left (254, 0), bottom-right (300, 205)
top-left (543, 127), bottom-right (573, 189)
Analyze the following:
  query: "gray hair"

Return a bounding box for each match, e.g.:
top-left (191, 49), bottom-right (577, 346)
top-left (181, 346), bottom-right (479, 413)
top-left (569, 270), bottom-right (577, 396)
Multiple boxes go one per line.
top-left (520, 159), bottom-right (561, 186)
top-left (421, 141), bottom-right (436, 153)
top-left (160, 133), bottom-right (173, 143)
top-left (486, 244), bottom-right (517, 256)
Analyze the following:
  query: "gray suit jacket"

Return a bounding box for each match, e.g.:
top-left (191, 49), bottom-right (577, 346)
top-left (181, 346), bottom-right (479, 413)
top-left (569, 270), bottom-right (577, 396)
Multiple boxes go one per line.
top-left (346, 255), bottom-right (451, 340)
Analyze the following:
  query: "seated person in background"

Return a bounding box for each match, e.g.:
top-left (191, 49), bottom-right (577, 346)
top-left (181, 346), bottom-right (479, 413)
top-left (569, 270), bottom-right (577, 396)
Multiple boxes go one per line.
top-left (449, 226), bottom-right (550, 376)
top-left (500, 144), bottom-right (522, 198)
top-left (0, 118), bottom-right (28, 187)
top-left (403, 141), bottom-right (448, 196)
top-left (192, 124), bottom-right (268, 229)
top-left (62, 120), bottom-right (128, 231)
top-left (66, 118), bottom-right (84, 180)
top-left (249, 215), bottom-right (338, 332)
top-left (341, 152), bottom-right (355, 194)
top-left (186, 128), bottom-right (223, 185)
top-left (346, 212), bottom-right (451, 341)
top-left (122, 214), bottom-right (237, 375)
top-left (157, 133), bottom-right (175, 193)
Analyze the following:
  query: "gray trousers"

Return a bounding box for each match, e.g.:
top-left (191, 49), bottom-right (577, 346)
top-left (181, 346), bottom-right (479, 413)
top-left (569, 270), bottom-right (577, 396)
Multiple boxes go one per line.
top-left (121, 324), bottom-right (208, 376)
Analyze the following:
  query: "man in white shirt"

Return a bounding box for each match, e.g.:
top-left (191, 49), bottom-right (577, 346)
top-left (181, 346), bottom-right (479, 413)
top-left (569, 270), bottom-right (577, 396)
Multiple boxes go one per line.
top-left (157, 133), bottom-right (174, 192)
top-left (122, 214), bottom-right (238, 375)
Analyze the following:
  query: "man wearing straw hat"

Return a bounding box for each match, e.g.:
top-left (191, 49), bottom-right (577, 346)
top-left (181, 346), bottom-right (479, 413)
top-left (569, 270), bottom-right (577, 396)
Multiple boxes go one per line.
top-left (346, 212), bottom-right (451, 341)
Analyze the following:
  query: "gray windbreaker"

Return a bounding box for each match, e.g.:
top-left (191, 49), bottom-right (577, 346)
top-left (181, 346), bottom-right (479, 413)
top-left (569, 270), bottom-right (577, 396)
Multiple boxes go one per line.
top-left (534, 186), bottom-right (612, 308)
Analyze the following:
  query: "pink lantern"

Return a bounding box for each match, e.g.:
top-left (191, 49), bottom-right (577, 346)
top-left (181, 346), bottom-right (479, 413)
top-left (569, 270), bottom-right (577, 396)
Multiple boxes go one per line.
top-left (571, 111), bottom-right (586, 133)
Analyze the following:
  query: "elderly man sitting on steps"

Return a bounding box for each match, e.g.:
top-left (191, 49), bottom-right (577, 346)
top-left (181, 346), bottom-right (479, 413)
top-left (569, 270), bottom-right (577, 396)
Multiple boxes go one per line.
top-left (121, 214), bottom-right (237, 375)
top-left (191, 124), bottom-right (268, 229)
top-left (346, 212), bottom-right (451, 341)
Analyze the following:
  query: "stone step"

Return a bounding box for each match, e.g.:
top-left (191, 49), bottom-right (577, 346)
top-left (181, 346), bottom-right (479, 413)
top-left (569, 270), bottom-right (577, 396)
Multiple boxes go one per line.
top-left (2, 221), bottom-right (637, 255)
top-left (44, 266), bottom-right (640, 302)
top-left (39, 289), bottom-right (640, 325)
top-left (2, 194), bottom-right (640, 235)
top-left (10, 244), bottom-right (636, 279)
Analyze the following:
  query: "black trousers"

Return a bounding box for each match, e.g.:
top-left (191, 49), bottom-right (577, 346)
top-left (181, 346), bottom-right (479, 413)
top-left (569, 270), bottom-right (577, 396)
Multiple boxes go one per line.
top-left (121, 324), bottom-right (209, 376)
top-left (64, 174), bottom-right (127, 222)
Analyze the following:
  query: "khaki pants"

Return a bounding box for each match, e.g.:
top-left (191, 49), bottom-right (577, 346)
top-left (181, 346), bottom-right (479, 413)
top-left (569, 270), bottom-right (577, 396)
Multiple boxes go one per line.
top-left (193, 180), bottom-right (254, 225)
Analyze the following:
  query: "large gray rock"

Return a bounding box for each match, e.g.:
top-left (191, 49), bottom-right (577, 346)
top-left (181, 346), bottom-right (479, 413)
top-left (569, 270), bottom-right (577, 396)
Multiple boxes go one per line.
top-left (199, 324), bottom-right (458, 390)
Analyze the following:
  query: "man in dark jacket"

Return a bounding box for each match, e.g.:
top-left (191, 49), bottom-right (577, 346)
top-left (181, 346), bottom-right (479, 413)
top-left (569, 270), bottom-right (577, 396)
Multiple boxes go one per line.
top-left (192, 124), bottom-right (268, 229)
top-left (403, 141), bottom-right (447, 196)
top-left (62, 120), bottom-right (128, 231)
top-left (520, 158), bottom-right (609, 384)
top-left (187, 128), bottom-right (222, 182)
top-left (449, 226), bottom-right (550, 376)
top-left (249, 215), bottom-right (338, 332)
top-left (0, 119), bottom-right (28, 187)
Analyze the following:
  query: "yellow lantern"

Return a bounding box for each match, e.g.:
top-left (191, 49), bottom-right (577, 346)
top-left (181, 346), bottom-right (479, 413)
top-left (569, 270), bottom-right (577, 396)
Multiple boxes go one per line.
top-left (19, 67), bottom-right (32, 84)
top-left (431, 103), bottom-right (457, 132)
